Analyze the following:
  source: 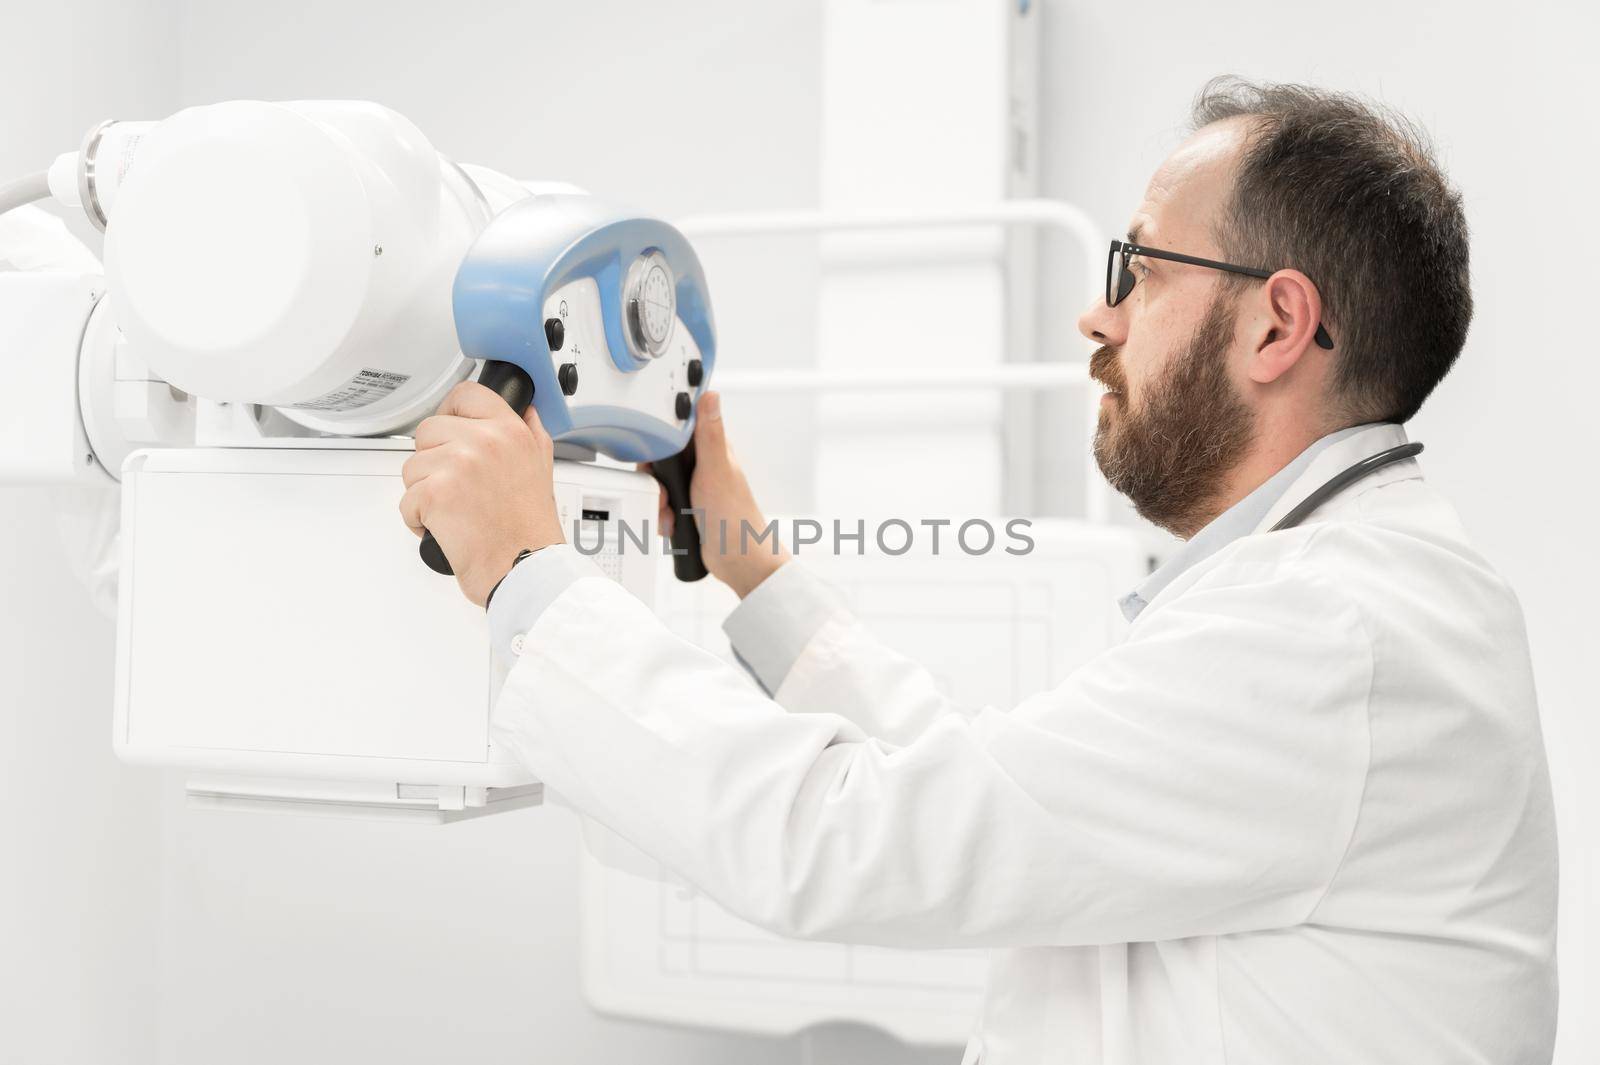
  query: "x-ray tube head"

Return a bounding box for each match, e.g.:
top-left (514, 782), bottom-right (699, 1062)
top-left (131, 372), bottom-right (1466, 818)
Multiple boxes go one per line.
top-left (101, 101), bottom-right (498, 436)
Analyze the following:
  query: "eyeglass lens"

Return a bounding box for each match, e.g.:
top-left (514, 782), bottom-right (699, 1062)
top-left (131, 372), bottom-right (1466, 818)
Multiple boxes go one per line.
top-left (1107, 243), bottom-right (1136, 307)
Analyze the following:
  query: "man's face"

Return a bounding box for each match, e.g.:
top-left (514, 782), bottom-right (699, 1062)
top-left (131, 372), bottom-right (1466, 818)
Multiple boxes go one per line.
top-left (1077, 121), bottom-right (1258, 537)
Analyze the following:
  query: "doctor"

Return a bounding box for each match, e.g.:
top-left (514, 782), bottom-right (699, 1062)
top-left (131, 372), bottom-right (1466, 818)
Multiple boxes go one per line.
top-left (400, 79), bottom-right (1557, 1065)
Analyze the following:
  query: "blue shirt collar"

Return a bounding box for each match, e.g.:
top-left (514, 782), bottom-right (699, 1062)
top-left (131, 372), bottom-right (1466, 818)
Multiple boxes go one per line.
top-left (1117, 424), bottom-right (1380, 623)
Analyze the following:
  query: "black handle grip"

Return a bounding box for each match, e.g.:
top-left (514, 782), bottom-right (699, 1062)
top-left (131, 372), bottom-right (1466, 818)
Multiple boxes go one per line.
top-left (650, 437), bottom-right (708, 582)
top-left (419, 360), bottom-right (536, 576)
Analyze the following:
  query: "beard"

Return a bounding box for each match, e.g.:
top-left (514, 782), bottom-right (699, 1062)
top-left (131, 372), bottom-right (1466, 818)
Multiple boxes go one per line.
top-left (1090, 293), bottom-right (1256, 538)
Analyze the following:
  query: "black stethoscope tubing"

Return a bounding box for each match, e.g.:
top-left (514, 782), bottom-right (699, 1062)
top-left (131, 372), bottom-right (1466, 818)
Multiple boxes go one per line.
top-left (1269, 442), bottom-right (1425, 532)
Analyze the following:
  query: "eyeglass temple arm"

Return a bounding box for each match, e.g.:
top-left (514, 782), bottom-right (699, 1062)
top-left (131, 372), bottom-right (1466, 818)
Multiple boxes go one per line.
top-left (1121, 242), bottom-right (1272, 279)
top-left (1118, 243), bottom-right (1334, 348)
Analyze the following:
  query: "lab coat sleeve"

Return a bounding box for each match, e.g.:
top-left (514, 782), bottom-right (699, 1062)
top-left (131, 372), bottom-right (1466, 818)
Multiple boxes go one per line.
top-left (720, 560), bottom-right (846, 695)
top-left (720, 560), bottom-right (971, 744)
top-left (487, 544), bottom-right (604, 662)
top-left (490, 555), bottom-right (1372, 949)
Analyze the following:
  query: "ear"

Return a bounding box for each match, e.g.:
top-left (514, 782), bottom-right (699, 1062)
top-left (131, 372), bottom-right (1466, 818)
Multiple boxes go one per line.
top-left (1246, 269), bottom-right (1326, 385)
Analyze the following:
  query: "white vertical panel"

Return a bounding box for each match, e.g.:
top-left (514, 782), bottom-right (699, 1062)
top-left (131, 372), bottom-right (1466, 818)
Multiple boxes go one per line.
top-left (816, 0), bottom-right (1035, 516)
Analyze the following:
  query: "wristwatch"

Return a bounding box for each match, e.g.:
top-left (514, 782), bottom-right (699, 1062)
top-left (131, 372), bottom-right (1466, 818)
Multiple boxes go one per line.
top-left (485, 548), bottom-right (536, 611)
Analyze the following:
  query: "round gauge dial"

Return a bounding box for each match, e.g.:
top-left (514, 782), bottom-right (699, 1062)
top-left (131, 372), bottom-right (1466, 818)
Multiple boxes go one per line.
top-left (639, 262), bottom-right (674, 346)
top-left (624, 251), bottom-right (677, 359)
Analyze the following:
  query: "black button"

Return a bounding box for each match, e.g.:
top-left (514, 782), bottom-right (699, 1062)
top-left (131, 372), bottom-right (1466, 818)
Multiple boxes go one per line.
top-left (544, 317), bottom-right (564, 351)
top-left (686, 358), bottom-right (704, 387)
top-left (675, 391), bottom-right (692, 420)
top-left (558, 363), bottom-right (579, 396)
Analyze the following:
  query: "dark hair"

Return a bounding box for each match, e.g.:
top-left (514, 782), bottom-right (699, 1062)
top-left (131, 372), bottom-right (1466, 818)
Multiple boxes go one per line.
top-left (1191, 77), bottom-right (1472, 424)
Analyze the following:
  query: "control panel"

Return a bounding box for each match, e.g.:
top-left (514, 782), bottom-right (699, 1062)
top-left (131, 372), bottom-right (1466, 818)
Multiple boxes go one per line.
top-left (539, 277), bottom-right (704, 437)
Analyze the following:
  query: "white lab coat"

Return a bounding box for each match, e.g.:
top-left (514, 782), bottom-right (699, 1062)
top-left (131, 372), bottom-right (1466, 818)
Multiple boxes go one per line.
top-left (490, 423), bottom-right (1557, 1064)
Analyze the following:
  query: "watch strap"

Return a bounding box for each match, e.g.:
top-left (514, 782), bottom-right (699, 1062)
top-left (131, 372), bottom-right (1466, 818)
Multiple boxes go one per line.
top-left (485, 548), bottom-right (536, 611)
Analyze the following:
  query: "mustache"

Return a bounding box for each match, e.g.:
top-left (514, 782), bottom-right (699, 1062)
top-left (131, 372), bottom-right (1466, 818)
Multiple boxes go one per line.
top-left (1089, 345), bottom-right (1126, 392)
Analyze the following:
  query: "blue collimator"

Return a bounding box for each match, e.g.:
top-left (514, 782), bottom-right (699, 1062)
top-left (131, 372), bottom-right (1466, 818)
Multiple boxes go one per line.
top-left (452, 193), bottom-right (717, 463)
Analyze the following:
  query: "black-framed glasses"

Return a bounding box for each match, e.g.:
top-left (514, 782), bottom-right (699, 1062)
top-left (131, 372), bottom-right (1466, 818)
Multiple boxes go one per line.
top-left (1106, 239), bottom-right (1335, 350)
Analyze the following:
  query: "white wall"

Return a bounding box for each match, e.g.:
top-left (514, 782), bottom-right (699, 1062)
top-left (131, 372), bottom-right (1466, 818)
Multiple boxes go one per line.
top-left (0, 2), bottom-right (178, 1062)
top-left (1033, 3), bottom-right (1600, 1062)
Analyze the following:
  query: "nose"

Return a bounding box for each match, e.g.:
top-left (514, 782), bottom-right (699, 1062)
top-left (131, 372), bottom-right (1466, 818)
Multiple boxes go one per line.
top-left (1077, 296), bottom-right (1126, 347)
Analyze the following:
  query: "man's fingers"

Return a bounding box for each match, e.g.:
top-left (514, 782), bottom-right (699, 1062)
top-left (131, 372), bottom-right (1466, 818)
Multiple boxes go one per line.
top-left (521, 403), bottom-right (553, 445)
top-left (401, 443), bottom-right (456, 489)
top-left (398, 481), bottom-right (432, 539)
top-left (414, 414), bottom-right (473, 452)
top-left (693, 391), bottom-right (725, 462)
top-left (439, 380), bottom-right (516, 420)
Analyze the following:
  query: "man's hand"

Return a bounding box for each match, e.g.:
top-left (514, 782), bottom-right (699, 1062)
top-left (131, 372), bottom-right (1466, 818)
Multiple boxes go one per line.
top-left (399, 381), bottom-right (565, 607)
top-left (652, 391), bottom-right (789, 599)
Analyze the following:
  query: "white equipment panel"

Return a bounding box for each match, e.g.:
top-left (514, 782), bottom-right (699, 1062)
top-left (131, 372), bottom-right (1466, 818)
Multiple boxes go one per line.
top-left (114, 443), bottom-right (660, 822)
top-left (0, 272), bottom-right (101, 483)
top-left (580, 519), bottom-right (1147, 1043)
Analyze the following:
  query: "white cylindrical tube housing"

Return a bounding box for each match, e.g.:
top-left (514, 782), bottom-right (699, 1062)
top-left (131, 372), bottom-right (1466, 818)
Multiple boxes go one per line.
top-left (101, 100), bottom-right (516, 436)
